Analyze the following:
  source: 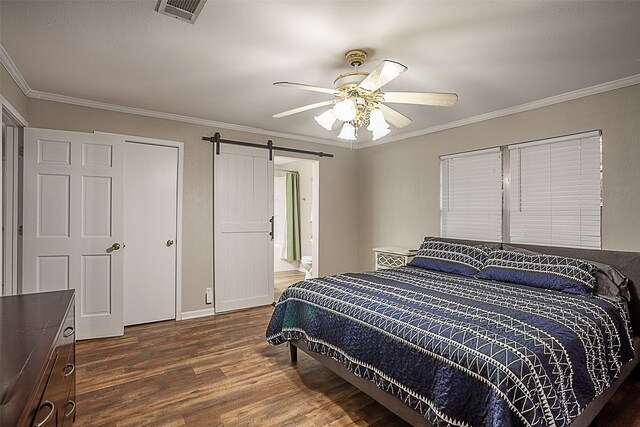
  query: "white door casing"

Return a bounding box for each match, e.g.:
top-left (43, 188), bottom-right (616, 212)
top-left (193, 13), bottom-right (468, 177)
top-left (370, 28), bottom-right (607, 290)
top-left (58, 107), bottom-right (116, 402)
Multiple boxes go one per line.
top-left (2, 98), bottom-right (29, 297)
top-left (123, 141), bottom-right (178, 325)
top-left (214, 144), bottom-right (274, 312)
top-left (3, 125), bottom-right (20, 296)
top-left (23, 128), bottom-right (124, 339)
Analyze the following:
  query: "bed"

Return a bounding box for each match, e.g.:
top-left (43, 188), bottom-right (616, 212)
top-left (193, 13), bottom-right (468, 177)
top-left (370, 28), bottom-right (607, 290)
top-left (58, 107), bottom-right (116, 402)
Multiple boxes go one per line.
top-left (266, 239), bottom-right (640, 426)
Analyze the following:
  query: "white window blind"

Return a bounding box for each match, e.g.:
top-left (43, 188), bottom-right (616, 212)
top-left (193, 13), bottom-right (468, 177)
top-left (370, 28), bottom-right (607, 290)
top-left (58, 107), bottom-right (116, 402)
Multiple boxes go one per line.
top-left (509, 133), bottom-right (601, 249)
top-left (440, 148), bottom-right (503, 242)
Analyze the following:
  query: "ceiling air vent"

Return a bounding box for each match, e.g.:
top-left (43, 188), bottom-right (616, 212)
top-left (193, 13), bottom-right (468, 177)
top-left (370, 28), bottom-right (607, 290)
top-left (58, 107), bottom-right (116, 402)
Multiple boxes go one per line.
top-left (157, 0), bottom-right (207, 24)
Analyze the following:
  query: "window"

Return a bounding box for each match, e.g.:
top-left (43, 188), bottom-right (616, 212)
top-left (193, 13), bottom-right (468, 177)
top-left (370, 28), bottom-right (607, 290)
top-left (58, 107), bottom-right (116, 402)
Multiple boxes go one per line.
top-left (440, 148), bottom-right (503, 242)
top-left (509, 132), bottom-right (601, 249)
top-left (440, 131), bottom-right (602, 249)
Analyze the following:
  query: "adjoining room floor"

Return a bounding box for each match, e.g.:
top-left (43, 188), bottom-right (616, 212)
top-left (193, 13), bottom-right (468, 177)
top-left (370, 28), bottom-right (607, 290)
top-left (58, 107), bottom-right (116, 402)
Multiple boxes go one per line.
top-left (275, 270), bottom-right (305, 301)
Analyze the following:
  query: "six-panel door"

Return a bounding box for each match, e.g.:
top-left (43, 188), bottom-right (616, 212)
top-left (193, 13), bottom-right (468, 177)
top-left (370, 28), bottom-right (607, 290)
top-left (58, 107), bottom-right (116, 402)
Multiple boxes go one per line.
top-left (23, 128), bottom-right (124, 339)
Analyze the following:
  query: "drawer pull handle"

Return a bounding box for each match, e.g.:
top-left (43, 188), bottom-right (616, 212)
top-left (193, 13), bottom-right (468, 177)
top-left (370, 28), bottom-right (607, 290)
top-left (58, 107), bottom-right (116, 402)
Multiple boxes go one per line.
top-left (64, 400), bottom-right (76, 417)
top-left (63, 363), bottom-right (75, 377)
top-left (34, 400), bottom-right (55, 426)
top-left (63, 326), bottom-right (75, 337)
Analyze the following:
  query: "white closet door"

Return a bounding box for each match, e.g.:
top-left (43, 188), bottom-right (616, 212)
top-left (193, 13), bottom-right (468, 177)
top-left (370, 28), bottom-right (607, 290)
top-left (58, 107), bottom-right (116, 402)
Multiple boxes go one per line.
top-left (123, 142), bottom-right (178, 325)
top-left (214, 144), bottom-right (274, 312)
top-left (23, 128), bottom-right (124, 339)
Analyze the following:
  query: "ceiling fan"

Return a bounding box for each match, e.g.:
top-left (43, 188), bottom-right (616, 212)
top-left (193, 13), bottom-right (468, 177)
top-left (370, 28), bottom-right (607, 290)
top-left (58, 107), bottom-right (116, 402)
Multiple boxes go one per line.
top-left (272, 49), bottom-right (458, 142)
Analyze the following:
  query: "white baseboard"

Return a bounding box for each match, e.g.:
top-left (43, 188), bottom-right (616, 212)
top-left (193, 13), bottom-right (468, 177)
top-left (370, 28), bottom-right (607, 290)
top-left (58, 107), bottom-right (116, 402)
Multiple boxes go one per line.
top-left (181, 307), bottom-right (215, 320)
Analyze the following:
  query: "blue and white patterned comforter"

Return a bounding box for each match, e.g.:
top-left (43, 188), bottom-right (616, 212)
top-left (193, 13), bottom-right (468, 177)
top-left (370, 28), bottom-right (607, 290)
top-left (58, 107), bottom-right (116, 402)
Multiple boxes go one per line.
top-left (266, 266), bottom-right (634, 427)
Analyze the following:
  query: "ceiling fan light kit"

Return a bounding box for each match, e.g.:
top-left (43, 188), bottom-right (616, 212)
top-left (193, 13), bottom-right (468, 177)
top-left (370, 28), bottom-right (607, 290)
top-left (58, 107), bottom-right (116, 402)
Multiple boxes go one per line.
top-left (333, 99), bottom-right (358, 122)
top-left (314, 109), bottom-right (337, 131)
top-left (273, 49), bottom-right (458, 143)
top-left (367, 108), bottom-right (389, 131)
top-left (367, 108), bottom-right (391, 141)
top-left (371, 126), bottom-right (391, 141)
top-left (338, 122), bottom-right (358, 141)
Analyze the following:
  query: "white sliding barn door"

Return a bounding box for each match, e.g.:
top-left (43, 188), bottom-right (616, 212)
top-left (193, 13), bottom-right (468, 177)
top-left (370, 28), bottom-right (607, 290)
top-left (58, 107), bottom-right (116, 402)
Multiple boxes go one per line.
top-left (214, 144), bottom-right (274, 312)
top-left (23, 128), bottom-right (124, 339)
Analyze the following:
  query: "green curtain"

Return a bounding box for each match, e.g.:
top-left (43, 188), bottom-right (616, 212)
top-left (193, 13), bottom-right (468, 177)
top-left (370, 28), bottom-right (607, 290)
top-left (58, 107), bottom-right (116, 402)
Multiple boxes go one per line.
top-left (286, 171), bottom-right (301, 262)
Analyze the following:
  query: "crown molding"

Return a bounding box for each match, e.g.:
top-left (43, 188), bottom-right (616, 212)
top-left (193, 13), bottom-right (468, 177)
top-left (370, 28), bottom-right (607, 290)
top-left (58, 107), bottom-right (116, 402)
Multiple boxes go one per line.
top-left (0, 43), bottom-right (345, 148)
top-left (0, 44), bottom-right (33, 96)
top-left (2, 43), bottom-right (638, 150)
top-left (358, 73), bottom-right (640, 149)
top-left (27, 90), bottom-right (348, 148)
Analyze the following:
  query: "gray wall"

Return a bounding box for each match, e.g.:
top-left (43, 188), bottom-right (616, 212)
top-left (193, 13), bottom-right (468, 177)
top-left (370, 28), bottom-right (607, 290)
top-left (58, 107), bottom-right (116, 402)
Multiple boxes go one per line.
top-left (357, 83), bottom-right (640, 270)
top-left (10, 79), bottom-right (640, 307)
top-left (27, 98), bottom-right (359, 313)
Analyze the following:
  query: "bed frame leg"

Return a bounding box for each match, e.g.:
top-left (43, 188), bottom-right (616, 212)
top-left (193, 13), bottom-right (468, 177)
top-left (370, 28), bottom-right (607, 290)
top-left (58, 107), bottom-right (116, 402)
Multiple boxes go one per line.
top-left (289, 342), bottom-right (298, 363)
top-left (631, 363), bottom-right (640, 381)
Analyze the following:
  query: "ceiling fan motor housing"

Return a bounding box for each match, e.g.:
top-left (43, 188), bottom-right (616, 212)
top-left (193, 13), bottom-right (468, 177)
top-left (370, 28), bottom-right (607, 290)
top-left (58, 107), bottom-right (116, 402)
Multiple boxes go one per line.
top-left (336, 50), bottom-right (370, 89)
top-left (345, 49), bottom-right (368, 67)
top-left (334, 72), bottom-right (368, 90)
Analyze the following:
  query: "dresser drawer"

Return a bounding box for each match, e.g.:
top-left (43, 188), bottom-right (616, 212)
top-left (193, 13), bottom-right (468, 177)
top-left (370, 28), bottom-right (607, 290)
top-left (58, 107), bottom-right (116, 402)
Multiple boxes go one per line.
top-left (60, 307), bottom-right (76, 347)
top-left (31, 355), bottom-right (58, 427)
top-left (60, 336), bottom-right (77, 426)
top-left (58, 296), bottom-right (76, 426)
top-left (61, 374), bottom-right (77, 426)
top-left (1, 290), bottom-right (75, 427)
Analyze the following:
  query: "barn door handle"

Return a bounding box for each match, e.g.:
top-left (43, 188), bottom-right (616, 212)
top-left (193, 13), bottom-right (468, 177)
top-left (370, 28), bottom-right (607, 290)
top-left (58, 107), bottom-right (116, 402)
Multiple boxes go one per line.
top-left (269, 216), bottom-right (274, 240)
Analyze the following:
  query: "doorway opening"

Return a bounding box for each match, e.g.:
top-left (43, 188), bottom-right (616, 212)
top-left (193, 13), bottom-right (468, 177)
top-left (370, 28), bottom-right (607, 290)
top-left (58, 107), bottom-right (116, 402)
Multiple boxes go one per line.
top-left (273, 156), bottom-right (319, 300)
top-left (2, 106), bottom-right (26, 297)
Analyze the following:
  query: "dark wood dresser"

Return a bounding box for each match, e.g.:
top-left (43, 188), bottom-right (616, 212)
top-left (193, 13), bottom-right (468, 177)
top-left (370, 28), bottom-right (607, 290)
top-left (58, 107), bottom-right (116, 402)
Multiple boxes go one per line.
top-left (1, 290), bottom-right (76, 426)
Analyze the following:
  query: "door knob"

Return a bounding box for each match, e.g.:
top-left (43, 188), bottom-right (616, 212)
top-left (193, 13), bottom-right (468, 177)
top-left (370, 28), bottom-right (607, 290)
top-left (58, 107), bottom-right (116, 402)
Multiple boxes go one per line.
top-left (111, 242), bottom-right (121, 250)
top-left (166, 239), bottom-right (174, 247)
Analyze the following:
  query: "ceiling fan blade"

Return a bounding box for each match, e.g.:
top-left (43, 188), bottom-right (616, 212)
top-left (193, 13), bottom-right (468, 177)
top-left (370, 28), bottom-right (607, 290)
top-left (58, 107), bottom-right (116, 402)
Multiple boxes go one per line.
top-left (273, 82), bottom-right (340, 95)
top-left (358, 60), bottom-right (407, 92)
top-left (272, 100), bottom-right (335, 118)
top-left (378, 103), bottom-right (412, 128)
top-left (383, 91), bottom-right (458, 107)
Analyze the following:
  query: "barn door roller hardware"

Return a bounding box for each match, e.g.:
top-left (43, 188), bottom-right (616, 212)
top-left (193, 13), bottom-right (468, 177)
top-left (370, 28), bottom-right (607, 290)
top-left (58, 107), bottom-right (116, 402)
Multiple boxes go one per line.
top-left (202, 132), bottom-right (334, 160)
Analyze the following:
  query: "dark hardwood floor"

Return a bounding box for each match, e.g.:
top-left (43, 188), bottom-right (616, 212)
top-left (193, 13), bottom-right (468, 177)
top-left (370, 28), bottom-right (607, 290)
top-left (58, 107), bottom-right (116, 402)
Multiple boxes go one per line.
top-left (75, 306), bottom-right (407, 426)
top-left (75, 273), bottom-right (640, 426)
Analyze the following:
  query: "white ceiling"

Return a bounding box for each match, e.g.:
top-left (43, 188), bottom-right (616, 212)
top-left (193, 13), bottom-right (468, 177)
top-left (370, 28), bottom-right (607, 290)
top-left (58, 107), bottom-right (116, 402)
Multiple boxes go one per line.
top-left (2, 1), bottom-right (640, 146)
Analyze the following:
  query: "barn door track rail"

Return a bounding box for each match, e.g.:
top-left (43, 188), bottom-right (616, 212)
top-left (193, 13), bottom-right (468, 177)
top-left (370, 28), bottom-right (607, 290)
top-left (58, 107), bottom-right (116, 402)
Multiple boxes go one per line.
top-left (202, 132), bottom-right (334, 160)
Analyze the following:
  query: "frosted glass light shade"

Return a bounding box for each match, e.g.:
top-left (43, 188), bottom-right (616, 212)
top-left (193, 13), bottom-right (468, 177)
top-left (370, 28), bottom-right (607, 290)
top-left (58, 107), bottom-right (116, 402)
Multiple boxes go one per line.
top-left (337, 122), bottom-right (357, 140)
top-left (333, 99), bottom-right (357, 122)
top-left (314, 109), bottom-right (336, 130)
top-left (367, 108), bottom-right (388, 131)
top-left (371, 125), bottom-right (391, 141)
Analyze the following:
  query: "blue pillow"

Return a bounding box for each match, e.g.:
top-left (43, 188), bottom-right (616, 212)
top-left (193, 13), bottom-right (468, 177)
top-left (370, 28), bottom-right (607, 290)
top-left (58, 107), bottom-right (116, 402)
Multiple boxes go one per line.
top-left (476, 249), bottom-right (596, 295)
top-left (408, 240), bottom-right (490, 277)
